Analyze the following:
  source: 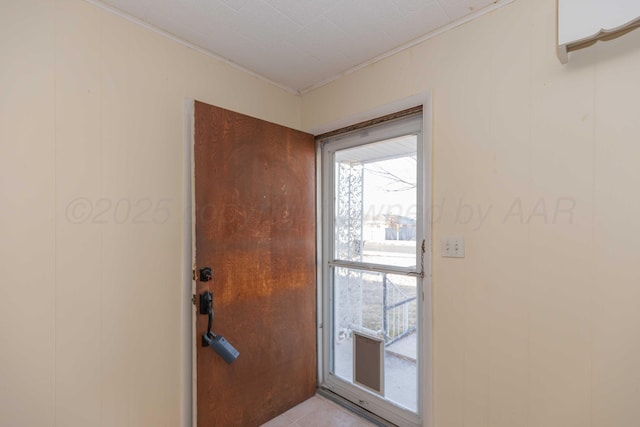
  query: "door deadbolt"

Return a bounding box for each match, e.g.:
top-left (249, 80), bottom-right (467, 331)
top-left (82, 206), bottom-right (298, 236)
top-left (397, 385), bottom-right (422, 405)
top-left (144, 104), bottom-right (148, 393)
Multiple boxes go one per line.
top-left (199, 267), bottom-right (212, 282)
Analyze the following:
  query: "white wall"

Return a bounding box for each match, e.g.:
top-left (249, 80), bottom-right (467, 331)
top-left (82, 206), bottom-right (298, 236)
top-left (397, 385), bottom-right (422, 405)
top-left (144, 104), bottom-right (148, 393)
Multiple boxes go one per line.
top-left (0, 1), bottom-right (300, 426)
top-left (302, 0), bottom-right (640, 426)
top-left (4, 0), bottom-right (640, 426)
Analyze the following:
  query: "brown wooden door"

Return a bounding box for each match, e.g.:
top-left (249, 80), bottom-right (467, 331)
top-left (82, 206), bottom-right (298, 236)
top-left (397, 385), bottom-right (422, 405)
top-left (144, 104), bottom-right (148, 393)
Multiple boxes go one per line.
top-left (193, 101), bottom-right (316, 427)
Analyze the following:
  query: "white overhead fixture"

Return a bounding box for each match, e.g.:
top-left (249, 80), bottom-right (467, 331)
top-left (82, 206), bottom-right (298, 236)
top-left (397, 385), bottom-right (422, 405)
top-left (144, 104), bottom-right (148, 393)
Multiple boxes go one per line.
top-left (558, 0), bottom-right (640, 63)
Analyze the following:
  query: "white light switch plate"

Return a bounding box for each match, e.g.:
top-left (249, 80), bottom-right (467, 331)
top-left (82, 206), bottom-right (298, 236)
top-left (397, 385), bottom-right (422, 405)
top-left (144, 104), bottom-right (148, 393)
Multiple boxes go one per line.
top-left (442, 236), bottom-right (465, 258)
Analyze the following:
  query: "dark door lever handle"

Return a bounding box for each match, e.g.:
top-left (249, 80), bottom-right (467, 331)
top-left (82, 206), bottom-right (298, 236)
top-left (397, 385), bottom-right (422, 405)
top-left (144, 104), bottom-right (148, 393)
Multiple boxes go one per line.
top-left (198, 291), bottom-right (240, 363)
top-left (200, 291), bottom-right (213, 315)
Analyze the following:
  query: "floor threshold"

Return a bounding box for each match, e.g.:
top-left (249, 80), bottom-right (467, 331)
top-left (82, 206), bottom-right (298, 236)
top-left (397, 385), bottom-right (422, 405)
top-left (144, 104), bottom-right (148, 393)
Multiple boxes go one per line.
top-left (316, 388), bottom-right (398, 427)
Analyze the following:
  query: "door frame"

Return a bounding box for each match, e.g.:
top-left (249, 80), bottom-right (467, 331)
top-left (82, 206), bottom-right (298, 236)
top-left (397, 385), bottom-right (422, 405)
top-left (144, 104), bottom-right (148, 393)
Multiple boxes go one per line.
top-left (313, 92), bottom-right (433, 427)
top-left (183, 93), bottom-right (433, 427)
top-left (183, 99), bottom-right (196, 427)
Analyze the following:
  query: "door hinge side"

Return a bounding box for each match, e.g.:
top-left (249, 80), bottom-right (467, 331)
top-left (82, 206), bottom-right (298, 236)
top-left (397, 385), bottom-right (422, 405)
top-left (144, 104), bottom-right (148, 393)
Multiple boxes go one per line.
top-left (192, 294), bottom-right (197, 306)
top-left (192, 269), bottom-right (197, 281)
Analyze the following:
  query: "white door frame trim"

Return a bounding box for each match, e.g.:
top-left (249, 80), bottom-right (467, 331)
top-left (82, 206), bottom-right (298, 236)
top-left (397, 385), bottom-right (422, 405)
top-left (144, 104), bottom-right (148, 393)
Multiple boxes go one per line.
top-left (313, 91), bottom-right (433, 427)
top-left (183, 98), bottom-right (196, 427)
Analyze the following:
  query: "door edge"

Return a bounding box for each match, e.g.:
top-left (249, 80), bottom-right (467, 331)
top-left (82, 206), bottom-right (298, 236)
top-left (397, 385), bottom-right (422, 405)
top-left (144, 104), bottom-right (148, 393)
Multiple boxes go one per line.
top-left (183, 98), bottom-right (196, 427)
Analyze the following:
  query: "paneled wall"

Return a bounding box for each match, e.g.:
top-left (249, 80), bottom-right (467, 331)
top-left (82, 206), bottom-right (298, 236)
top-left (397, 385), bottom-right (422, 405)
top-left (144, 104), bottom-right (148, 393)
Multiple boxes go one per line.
top-left (0, 1), bottom-right (300, 426)
top-left (302, 0), bottom-right (640, 425)
top-left (4, 0), bottom-right (640, 426)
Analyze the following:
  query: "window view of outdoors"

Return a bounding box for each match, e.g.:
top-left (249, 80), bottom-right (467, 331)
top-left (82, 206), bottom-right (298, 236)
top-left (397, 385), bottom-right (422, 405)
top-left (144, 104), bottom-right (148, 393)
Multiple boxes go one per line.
top-left (332, 134), bottom-right (419, 412)
top-left (334, 135), bottom-right (418, 268)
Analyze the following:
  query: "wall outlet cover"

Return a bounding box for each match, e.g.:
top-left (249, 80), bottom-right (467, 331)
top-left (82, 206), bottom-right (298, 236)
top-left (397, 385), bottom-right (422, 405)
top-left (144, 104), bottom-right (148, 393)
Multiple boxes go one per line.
top-left (442, 236), bottom-right (465, 258)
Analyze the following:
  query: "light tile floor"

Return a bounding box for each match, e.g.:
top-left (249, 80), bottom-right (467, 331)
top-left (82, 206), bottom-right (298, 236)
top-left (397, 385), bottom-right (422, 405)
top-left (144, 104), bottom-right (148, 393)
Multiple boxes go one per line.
top-left (260, 395), bottom-right (376, 427)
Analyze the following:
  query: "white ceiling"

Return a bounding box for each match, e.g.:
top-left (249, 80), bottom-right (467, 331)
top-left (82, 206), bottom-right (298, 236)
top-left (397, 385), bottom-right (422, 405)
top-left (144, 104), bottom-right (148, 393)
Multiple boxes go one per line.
top-left (91, 0), bottom-right (510, 93)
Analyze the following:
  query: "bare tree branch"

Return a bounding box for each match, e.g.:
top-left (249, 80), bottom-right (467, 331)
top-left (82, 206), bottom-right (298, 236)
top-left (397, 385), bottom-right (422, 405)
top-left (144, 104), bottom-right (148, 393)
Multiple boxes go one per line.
top-left (364, 156), bottom-right (416, 192)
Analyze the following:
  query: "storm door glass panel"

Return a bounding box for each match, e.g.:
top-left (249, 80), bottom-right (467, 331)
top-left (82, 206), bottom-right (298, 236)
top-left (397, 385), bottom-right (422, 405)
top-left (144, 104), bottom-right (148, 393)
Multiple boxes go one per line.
top-left (332, 267), bottom-right (418, 412)
top-left (323, 111), bottom-right (424, 427)
top-left (326, 115), bottom-right (422, 425)
top-left (334, 136), bottom-right (418, 269)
